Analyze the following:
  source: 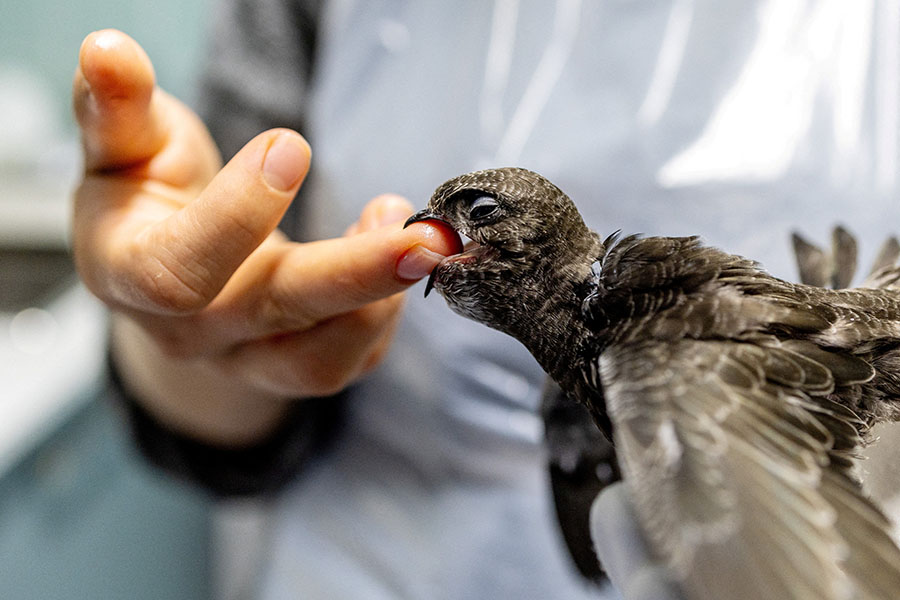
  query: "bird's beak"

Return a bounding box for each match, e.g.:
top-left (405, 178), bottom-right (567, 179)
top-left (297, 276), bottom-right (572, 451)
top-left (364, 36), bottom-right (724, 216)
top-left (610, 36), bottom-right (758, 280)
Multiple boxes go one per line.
top-left (403, 208), bottom-right (451, 298)
top-left (403, 208), bottom-right (447, 229)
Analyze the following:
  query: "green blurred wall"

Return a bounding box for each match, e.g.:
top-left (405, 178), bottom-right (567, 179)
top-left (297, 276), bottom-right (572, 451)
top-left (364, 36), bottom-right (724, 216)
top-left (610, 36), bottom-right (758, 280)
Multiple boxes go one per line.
top-left (0, 4), bottom-right (215, 598)
top-left (0, 0), bottom-right (210, 134)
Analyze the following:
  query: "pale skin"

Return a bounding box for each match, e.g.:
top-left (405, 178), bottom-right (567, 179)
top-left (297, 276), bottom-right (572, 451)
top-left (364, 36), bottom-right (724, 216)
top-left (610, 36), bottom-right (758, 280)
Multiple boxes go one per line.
top-left (72, 29), bottom-right (461, 447)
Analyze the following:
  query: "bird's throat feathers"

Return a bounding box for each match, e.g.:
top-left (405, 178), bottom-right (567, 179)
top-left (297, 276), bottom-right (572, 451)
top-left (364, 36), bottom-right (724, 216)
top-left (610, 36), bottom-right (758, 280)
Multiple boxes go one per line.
top-left (485, 235), bottom-right (605, 387)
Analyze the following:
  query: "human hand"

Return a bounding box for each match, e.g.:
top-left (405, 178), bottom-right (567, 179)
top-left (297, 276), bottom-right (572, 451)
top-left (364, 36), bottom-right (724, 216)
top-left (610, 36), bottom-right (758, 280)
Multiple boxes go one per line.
top-left (591, 484), bottom-right (685, 600)
top-left (72, 30), bottom-right (460, 445)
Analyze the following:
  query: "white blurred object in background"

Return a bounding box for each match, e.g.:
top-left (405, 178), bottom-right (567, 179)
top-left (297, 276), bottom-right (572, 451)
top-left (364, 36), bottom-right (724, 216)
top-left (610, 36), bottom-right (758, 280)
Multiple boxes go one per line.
top-left (0, 62), bottom-right (105, 476)
top-left (0, 65), bottom-right (58, 165)
top-left (0, 64), bottom-right (79, 248)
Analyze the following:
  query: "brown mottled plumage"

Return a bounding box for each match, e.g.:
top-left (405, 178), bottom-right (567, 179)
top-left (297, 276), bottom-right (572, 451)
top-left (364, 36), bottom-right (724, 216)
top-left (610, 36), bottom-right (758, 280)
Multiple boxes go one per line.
top-left (406, 167), bottom-right (900, 600)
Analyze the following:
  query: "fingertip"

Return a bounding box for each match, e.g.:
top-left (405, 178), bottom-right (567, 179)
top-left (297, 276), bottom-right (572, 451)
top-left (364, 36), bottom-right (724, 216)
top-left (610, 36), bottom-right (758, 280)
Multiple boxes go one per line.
top-left (392, 220), bottom-right (463, 281)
top-left (78, 29), bottom-right (155, 103)
top-left (404, 220), bottom-right (464, 255)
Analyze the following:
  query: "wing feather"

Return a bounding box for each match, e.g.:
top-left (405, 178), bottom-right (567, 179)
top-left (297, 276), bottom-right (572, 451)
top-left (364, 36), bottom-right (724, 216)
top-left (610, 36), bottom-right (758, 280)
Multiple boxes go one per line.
top-left (600, 338), bottom-right (900, 600)
top-left (866, 236), bottom-right (900, 281)
top-left (831, 226), bottom-right (858, 290)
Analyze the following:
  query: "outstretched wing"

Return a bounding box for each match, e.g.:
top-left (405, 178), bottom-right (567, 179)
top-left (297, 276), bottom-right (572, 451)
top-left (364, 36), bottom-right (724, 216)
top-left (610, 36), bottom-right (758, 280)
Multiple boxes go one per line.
top-left (600, 337), bottom-right (900, 600)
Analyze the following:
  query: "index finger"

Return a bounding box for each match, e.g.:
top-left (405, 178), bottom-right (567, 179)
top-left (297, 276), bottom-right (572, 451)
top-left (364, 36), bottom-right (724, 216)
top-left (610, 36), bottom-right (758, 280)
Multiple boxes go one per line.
top-left (73, 29), bottom-right (166, 172)
top-left (73, 129), bottom-right (310, 315)
top-left (259, 219), bottom-right (462, 331)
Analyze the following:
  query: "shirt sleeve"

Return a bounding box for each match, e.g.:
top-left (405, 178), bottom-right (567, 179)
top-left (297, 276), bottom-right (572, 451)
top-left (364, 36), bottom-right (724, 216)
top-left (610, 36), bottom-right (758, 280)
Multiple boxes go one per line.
top-left (109, 352), bottom-right (345, 498)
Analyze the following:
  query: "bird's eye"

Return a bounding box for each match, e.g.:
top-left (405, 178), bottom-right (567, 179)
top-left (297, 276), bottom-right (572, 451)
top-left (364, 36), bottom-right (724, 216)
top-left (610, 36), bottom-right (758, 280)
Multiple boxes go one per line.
top-left (469, 195), bottom-right (500, 221)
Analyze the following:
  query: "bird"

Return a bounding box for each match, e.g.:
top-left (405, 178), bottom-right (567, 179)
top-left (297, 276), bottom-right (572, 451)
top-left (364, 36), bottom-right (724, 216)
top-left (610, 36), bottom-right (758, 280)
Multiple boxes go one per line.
top-left (405, 166), bottom-right (900, 600)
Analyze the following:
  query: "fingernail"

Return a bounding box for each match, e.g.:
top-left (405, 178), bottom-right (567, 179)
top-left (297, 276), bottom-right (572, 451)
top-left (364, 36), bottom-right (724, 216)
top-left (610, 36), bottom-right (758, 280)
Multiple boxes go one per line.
top-left (263, 133), bottom-right (309, 191)
top-left (396, 245), bottom-right (445, 281)
top-left (377, 196), bottom-right (413, 227)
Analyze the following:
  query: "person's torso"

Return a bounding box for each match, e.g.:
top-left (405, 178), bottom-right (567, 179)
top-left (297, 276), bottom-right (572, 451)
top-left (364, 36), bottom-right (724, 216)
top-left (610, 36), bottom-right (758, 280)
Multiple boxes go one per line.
top-left (263, 1), bottom-right (900, 597)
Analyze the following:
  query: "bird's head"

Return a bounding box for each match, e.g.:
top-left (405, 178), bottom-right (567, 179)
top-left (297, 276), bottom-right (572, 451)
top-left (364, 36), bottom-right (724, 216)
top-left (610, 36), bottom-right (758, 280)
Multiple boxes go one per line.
top-left (405, 167), bottom-right (599, 340)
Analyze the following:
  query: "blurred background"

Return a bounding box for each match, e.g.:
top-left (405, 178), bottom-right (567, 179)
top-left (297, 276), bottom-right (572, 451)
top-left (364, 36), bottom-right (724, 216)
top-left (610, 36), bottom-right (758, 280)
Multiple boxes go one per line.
top-left (6, 3), bottom-right (900, 600)
top-left (0, 2), bottom-right (218, 598)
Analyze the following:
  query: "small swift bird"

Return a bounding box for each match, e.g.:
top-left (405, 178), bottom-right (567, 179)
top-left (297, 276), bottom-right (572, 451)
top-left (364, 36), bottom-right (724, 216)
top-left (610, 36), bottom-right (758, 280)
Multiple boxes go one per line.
top-left (406, 167), bottom-right (900, 600)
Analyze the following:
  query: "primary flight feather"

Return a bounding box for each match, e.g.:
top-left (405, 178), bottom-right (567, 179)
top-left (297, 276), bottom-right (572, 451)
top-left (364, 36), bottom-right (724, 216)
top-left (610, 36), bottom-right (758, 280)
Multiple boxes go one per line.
top-left (405, 167), bottom-right (900, 600)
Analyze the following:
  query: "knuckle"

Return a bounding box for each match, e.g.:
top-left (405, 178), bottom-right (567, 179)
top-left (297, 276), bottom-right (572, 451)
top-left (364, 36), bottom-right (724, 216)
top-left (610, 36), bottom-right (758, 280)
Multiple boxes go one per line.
top-left (133, 267), bottom-right (207, 313)
top-left (130, 246), bottom-right (213, 314)
top-left (260, 289), bottom-right (318, 333)
top-left (213, 209), bottom-right (258, 251)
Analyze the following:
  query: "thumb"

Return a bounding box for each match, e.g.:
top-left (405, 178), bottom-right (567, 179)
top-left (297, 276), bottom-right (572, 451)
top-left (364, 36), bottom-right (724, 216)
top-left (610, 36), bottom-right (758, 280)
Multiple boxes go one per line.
top-left (86, 129), bottom-right (311, 314)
